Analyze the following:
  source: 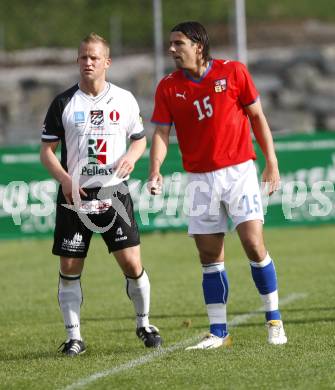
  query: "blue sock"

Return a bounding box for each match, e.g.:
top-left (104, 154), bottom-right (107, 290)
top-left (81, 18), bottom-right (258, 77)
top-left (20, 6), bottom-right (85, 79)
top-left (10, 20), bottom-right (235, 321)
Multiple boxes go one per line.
top-left (202, 263), bottom-right (229, 338)
top-left (250, 253), bottom-right (281, 321)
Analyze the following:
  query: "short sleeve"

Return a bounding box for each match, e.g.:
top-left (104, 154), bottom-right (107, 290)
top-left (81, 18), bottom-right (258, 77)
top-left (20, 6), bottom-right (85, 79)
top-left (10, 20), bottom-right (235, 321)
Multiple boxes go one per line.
top-left (235, 62), bottom-right (259, 107)
top-left (126, 92), bottom-right (145, 140)
top-left (151, 80), bottom-right (173, 125)
top-left (41, 97), bottom-right (64, 142)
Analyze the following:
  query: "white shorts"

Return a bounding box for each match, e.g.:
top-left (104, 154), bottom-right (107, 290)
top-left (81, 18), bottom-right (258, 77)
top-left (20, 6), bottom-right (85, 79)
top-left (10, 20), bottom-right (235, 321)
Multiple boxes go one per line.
top-left (187, 160), bottom-right (264, 235)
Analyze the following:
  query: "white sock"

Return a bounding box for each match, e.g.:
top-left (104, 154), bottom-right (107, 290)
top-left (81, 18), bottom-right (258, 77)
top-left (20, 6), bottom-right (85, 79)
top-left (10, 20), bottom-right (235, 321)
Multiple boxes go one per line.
top-left (58, 272), bottom-right (82, 340)
top-left (260, 290), bottom-right (279, 312)
top-left (126, 269), bottom-right (150, 328)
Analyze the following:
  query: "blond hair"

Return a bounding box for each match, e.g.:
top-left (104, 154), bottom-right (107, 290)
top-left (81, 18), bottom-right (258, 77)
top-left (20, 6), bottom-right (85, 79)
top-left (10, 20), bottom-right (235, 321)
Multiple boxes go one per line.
top-left (79, 32), bottom-right (110, 57)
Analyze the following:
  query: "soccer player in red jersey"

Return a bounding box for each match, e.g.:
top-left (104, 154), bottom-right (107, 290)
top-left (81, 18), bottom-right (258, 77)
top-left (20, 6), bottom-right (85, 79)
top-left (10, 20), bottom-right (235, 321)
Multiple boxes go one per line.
top-left (149, 21), bottom-right (287, 348)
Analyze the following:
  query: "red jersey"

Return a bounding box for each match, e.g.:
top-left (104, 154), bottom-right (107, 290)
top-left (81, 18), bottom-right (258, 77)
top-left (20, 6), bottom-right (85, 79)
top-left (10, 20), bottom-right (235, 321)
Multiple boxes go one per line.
top-left (151, 59), bottom-right (259, 172)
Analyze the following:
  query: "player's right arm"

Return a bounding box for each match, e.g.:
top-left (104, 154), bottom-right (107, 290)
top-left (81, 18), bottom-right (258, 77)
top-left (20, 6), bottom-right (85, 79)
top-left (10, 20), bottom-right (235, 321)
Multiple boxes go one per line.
top-left (148, 124), bottom-right (171, 195)
top-left (41, 93), bottom-right (87, 204)
top-left (40, 141), bottom-right (86, 204)
top-left (40, 141), bottom-right (72, 204)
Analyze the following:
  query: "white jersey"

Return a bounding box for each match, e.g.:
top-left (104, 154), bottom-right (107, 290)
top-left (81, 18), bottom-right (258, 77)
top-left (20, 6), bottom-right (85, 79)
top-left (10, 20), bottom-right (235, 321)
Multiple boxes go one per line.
top-left (42, 82), bottom-right (145, 188)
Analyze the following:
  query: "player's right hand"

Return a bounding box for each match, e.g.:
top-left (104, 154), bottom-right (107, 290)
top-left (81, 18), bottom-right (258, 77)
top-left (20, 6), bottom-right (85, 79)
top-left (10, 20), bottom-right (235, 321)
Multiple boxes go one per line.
top-left (148, 173), bottom-right (163, 195)
top-left (61, 176), bottom-right (87, 204)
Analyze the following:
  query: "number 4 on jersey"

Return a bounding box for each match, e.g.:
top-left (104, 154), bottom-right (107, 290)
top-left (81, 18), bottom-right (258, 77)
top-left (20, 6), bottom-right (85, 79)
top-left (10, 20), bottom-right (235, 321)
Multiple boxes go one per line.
top-left (193, 96), bottom-right (213, 121)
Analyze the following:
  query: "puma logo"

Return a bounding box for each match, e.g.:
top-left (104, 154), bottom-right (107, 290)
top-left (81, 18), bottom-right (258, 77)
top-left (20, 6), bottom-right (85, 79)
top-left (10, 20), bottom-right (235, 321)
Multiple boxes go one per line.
top-left (176, 92), bottom-right (187, 100)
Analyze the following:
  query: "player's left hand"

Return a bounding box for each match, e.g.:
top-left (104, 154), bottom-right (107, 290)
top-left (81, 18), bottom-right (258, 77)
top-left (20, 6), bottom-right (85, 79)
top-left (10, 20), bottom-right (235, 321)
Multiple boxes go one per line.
top-left (115, 156), bottom-right (135, 178)
top-left (261, 162), bottom-right (280, 196)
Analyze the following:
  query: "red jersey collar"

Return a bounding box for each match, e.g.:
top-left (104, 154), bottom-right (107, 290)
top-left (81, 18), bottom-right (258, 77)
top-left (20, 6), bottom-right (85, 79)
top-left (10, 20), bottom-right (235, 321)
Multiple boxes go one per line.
top-left (182, 60), bottom-right (213, 83)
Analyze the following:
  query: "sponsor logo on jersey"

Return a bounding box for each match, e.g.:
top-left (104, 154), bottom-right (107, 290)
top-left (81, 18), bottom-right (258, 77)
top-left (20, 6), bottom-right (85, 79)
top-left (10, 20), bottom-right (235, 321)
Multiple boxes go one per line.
top-left (61, 233), bottom-right (85, 252)
top-left (88, 138), bottom-right (107, 164)
top-left (214, 78), bottom-right (227, 93)
top-left (109, 110), bottom-right (120, 123)
top-left (74, 111), bottom-right (85, 128)
top-left (90, 110), bottom-right (104, 129)
top-left (81, 165), bottom-right (114, 175)
top-left (74, 111), bottom-right (85, 122)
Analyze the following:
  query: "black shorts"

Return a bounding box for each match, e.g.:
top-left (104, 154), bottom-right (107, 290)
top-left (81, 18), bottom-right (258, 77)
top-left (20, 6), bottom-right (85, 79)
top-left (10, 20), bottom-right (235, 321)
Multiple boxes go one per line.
top-left (52, 183), bottom-right (140, 258)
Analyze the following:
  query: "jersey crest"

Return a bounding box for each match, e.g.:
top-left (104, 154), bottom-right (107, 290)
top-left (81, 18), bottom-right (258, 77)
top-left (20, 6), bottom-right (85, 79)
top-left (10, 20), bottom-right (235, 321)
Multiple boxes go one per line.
top-left (90, 110), bottom-right (104, 129)
top-left (214, 78), bottom-right (227, 93)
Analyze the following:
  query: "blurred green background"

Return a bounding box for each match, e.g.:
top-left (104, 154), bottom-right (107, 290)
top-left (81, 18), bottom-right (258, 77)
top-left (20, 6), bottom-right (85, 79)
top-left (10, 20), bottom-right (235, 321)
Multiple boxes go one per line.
top-left (0, 0), bottom-right (334, 51)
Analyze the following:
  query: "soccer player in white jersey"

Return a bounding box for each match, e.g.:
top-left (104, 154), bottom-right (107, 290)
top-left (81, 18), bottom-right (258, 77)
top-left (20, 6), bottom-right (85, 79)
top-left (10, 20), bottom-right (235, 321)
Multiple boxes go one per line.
top-left (40, 33), bottom-right (162, 356)
top-left (149, 21), bottom-right (287, 349)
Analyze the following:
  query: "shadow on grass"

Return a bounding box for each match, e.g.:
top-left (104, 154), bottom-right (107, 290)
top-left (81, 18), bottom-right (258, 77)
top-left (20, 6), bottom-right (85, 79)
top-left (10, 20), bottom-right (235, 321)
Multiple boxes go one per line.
top-left (0, 345), bottom-right (143, 362)
top-left (227, 317), bottom-right (335, 329)
top-left (0, 350), bottom-right (60, 362)
top-left (82, 305), bottom-right (335, 323)
top-left (185, 316), bottom-right (335, 331)
top-left (281, 306), bottom-right (335, 313)
top-left (76, 305), bottom-right (335, 335)
top-left (82, 313), bottom-right (207, 322)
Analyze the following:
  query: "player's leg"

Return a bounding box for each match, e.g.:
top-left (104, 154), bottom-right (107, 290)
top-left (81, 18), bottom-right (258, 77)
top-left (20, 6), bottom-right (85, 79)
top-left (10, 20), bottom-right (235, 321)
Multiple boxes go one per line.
top-left (185, 233), bottom-right (232, 350)
top-left (101, 187), bottom-right (162, 348)
top-left (195, 233), bottom-right (228, 340)
top-left (185, 171), bottom-right (232, 350)
top-left (237, 219), bottom-right (278, 316)
top-left (236, 220), bottom-right (287, 344)
top-left (58, 257), bottom-right (86, 355)
top-left (227, 160), bottom-right (287, 344)
top-left (52, 191), bottom-right (92, 355)
top-left (112, 245), bottom-right (162, 348)
top-left (113, 244), bottom-right (149, 330)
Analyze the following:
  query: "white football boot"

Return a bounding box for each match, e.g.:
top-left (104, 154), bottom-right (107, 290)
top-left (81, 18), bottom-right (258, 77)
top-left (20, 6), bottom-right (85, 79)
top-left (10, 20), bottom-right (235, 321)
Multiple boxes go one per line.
top-left (185, 333), bottom-right (232, 350)
top-left (267, 320), bottom-right (287, 345)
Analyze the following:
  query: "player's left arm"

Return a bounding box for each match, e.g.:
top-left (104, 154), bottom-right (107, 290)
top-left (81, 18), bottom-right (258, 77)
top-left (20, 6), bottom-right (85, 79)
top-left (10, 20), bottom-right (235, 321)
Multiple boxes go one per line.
top-left (115, 136), bottom-right (147, 178)
top-left (245, 99), bottom-right (280, 195)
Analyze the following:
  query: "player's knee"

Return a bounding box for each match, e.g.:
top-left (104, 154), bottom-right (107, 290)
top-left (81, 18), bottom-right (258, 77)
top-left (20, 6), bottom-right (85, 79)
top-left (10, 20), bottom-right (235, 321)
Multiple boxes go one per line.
top-left (243, 238), bottom-right (266, 262)
top-left (60, 257), bottom-right (84, 275)
top-left (242, 237), bottom-right (266, 261)
top-left (198, 248), bottom-right (224, 264)
top-left (114, 246), bottom-right (143, 277)
top-left (120, 256), bottom-right (143, 278)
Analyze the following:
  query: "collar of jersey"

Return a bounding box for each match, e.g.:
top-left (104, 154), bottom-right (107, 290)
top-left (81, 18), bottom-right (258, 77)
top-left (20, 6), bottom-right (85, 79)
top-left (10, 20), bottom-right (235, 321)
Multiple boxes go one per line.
top-left (182, 60), bottom-right (213, 83)
top-left (78, 82), bottom-right (110, 101)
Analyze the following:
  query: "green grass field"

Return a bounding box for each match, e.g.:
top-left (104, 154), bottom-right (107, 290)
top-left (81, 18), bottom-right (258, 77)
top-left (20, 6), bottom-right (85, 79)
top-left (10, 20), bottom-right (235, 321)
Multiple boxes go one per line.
top-left (0, 226), bottom-right (334, 390)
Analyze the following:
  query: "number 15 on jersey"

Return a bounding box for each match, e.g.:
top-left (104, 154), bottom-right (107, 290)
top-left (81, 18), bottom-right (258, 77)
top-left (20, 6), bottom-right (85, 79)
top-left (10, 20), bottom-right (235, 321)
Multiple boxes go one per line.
top-left (193, 96), bottom-right (213, 121)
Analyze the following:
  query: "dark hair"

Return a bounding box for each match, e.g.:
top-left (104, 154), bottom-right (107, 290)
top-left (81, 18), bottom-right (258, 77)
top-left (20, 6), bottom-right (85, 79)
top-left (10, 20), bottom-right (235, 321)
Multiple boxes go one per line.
top-left (171, 21), bottom-right (211, 63)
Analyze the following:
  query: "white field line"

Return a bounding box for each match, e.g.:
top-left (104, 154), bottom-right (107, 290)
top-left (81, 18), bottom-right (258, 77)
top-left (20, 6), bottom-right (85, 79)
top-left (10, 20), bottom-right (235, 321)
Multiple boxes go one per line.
top-left (62, 292), bottom-right (307, 390)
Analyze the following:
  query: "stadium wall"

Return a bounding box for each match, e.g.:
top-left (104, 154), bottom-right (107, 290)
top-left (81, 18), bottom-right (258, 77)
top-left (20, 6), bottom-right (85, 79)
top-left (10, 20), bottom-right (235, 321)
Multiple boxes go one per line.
top-left (1, 44), bottom-right (335, 145)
